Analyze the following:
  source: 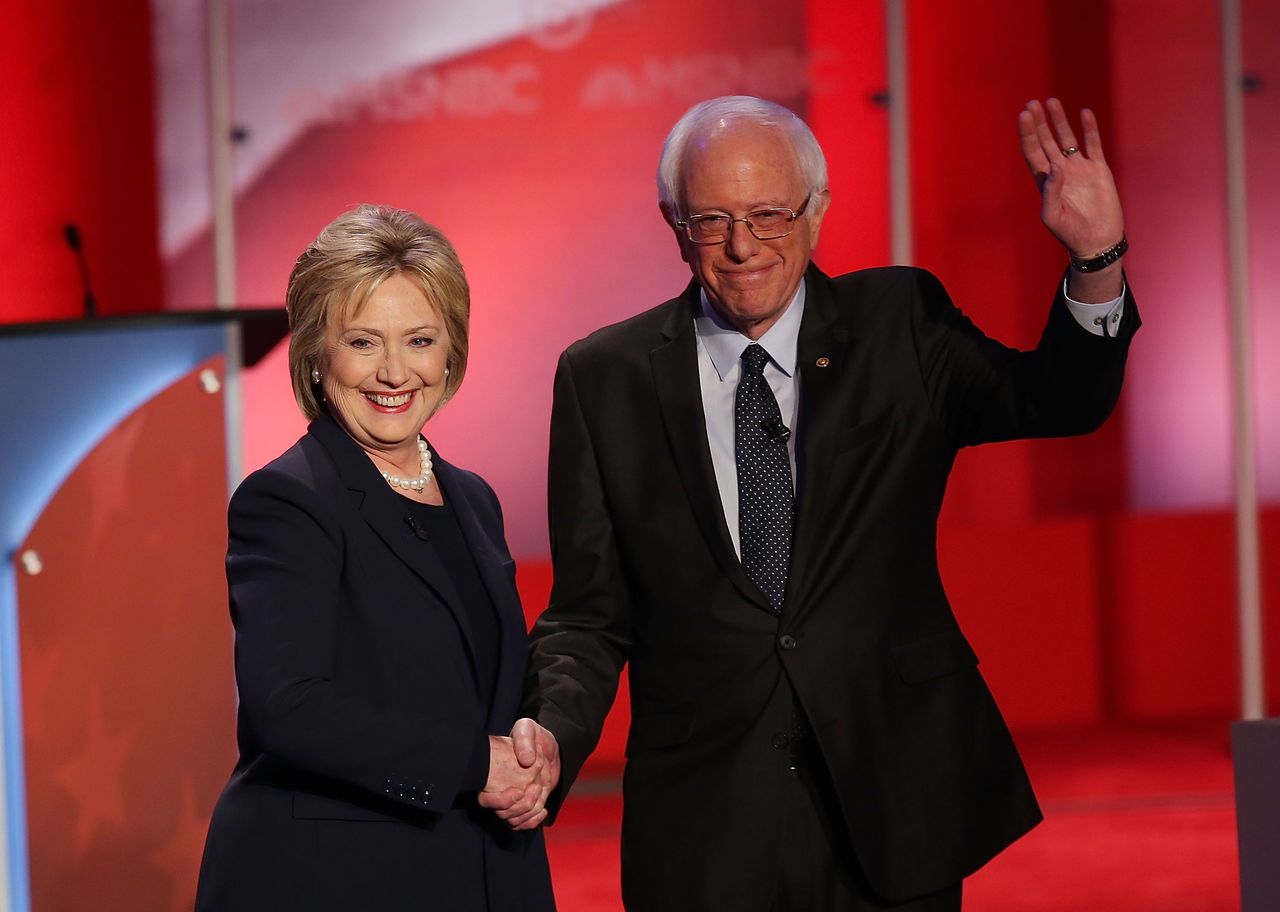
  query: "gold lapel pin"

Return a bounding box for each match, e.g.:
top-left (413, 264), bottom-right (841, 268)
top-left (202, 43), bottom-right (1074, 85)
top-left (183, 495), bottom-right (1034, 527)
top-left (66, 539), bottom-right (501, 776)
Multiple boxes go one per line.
top-left (815, 357), bottom-right (830, 368)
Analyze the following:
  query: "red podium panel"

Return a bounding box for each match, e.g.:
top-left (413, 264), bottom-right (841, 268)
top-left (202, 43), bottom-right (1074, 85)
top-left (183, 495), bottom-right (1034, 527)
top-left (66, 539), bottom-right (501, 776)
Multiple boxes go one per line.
top-left (15, 358), bottom-right (236, 912)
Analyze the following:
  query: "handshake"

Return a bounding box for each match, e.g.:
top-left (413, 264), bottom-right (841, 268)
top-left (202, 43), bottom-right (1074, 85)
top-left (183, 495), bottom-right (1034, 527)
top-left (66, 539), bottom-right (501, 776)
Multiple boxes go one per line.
top-left (477, 718), bottom-right (560, 830)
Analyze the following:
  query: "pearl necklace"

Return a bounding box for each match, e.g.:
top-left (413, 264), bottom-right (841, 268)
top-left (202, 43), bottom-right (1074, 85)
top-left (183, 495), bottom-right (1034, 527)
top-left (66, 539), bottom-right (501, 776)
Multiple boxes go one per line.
top-left (382, 438), bottom-right (433, 493)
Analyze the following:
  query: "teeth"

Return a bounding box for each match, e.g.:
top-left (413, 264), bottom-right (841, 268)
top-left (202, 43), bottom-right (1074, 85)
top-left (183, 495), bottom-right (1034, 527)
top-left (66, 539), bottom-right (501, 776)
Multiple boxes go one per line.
top-left (366, 392), bottom-right (412, 407)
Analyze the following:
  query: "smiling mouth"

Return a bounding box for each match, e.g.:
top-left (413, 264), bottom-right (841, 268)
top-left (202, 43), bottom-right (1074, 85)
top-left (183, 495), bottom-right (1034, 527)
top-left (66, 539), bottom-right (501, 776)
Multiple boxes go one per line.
top-left (719, 264), bottom-right (777, 282)
top-left (363, 390), bottom-right (415, 411)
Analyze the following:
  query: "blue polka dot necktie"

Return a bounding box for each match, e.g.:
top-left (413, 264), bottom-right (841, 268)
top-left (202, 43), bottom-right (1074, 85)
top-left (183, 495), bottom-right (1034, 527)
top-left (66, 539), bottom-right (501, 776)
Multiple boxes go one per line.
top-left (735, 343), bottom-right (794, 613)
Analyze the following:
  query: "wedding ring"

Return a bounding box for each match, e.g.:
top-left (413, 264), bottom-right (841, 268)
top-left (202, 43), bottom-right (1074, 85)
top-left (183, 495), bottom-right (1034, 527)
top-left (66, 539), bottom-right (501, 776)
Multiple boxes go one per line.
top-left (1062, 146), bottom-right (1080, 156)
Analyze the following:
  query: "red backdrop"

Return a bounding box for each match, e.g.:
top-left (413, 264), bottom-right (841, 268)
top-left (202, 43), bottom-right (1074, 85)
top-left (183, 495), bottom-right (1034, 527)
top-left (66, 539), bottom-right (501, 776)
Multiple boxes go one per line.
top-left (5, 0), bottom-right (1278, 785)
top-left (0, 0), bottom-right (163, 323)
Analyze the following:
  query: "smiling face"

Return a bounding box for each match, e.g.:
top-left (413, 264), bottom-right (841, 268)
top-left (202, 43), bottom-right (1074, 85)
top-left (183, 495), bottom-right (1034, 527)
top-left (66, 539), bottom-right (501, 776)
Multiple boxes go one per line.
top-left (320, 272), bottom-right (450, 462)
top-left (670, 122), bottom-right (829, 340)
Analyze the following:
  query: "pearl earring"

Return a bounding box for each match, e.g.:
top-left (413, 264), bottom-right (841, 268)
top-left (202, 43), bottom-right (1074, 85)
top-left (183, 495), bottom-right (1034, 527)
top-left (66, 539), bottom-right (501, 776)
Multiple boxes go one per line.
top-left (311, 369), bottom-right (321, 383)
top-left (443, 367), bottom-right (450, 376)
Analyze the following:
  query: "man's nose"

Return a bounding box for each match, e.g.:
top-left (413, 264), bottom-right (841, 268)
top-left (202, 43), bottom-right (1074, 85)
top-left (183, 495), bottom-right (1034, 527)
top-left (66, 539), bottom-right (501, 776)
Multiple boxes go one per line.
top-left (725, 218), bottom-right (760, 262)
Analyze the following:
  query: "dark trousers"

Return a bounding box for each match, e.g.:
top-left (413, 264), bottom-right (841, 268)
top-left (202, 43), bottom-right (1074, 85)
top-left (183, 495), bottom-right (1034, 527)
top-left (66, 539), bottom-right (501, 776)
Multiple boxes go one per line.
top-left (772, 765), bottom-right (963, 912)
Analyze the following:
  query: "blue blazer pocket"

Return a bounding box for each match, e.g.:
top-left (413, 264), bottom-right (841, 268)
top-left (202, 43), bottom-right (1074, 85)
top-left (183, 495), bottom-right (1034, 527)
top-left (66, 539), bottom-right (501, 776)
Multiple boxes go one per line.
top-left (624, 709), bottom-right (696, 757)
top-left (292, 790), bottom-right (402, 822)
top-left (890, 628), bottom-right (979, 684)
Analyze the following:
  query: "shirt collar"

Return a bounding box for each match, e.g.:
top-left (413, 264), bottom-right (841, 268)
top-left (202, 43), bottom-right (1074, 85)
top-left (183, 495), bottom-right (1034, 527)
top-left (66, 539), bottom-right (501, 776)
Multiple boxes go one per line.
top-left (695, 279), bottom-right (806, 381)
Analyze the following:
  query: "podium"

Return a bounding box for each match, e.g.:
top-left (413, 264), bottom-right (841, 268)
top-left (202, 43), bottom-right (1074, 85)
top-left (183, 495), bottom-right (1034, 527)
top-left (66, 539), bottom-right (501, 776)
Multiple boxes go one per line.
top-left (0, 310), bottom-right (286, 912)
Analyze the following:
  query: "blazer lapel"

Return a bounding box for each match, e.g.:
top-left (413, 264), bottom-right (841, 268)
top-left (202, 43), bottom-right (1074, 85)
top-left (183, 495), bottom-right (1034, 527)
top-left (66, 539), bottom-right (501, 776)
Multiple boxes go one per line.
top-left (785, 266), bottom-right (854, 616)
top-left (308, 416), bottom-right (480, 679)
top-left (650, 282), bottom-right (773, 614)
top-left (434, 457), bottom-right (527, 729)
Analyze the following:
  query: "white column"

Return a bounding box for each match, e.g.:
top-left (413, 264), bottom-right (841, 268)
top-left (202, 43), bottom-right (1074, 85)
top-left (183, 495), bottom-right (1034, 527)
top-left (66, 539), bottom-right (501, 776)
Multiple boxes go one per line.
top-left (208, 0), bottom-right (244, 491)
top-left (886, 0), bottom-right (912, 266)
top-left (1222, 0), bottom-right (1265, 720)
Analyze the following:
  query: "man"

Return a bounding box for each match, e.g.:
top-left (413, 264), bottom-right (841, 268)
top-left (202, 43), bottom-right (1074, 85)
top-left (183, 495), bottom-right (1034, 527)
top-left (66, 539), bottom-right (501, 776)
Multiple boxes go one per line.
top-left (519, 95), bottom-right (1134, 910)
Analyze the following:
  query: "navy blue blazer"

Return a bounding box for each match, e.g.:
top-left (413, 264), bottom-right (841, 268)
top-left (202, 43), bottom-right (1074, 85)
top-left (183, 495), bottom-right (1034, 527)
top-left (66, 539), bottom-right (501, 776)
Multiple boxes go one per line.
top-left (197, 415), bottom-right (554, 911)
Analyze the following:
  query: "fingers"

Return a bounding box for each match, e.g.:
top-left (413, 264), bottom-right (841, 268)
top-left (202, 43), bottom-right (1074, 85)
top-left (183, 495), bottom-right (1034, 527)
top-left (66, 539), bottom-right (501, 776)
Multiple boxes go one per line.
top-left (538, 726), bottom-right (561, 763)
top-left (1021, 98), bottom-right (1091, 164)
top-left (1045, 97), bottom-right (1080, 155)
top-left (511, 717), bottom-right (540, 768)
top-left (493, 780), bottom-right (548, 824)
top-left (1080, 107), bottom-right (1107, 163)
top-left (509, 807), bottom-right (549, 831)
top-left (1032, 104), bottom-right (1065, 167)
top-left (539, 733), bottom-right (562, 792)
top-left (477, 785), bottom-right (524, 811)
top-left (1018, 107), bottom-right (1050, 185)
top-left (1020, 98), bottom-right (1107, 208)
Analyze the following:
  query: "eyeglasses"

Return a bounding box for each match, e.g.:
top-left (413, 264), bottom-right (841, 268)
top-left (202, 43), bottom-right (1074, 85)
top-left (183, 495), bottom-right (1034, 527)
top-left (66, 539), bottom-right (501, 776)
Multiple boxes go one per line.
top-left (675, 195), bottom-right (811, 245)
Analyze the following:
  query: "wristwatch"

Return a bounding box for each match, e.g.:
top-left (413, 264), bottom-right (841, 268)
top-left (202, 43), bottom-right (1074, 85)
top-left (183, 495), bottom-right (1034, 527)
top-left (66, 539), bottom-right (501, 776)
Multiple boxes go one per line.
top-left (1070, 236), bottom-right (1128, 273)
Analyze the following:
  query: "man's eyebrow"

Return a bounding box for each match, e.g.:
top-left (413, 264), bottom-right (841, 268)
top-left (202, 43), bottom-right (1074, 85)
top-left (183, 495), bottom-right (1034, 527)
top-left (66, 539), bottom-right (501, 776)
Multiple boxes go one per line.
top-left (687, 199), bottom-right (794, 214)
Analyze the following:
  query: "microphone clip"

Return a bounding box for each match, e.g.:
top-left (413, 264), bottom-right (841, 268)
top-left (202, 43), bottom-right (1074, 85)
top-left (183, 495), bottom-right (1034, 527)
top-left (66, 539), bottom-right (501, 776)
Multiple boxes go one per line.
top-left (761, 416), bottom-right (792, 444)
top-left (404, 515), bottom-right (430, 541)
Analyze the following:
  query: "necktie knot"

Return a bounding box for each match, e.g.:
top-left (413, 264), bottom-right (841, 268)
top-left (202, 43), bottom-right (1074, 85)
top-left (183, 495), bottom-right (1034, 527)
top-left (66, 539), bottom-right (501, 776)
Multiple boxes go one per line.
top-left (740, 343), bottom-right (771, 377)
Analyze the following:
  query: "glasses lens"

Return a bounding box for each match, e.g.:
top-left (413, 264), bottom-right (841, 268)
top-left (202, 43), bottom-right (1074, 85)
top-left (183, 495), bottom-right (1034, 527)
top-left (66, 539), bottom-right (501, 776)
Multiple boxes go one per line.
top-left (748, 209), bottom-right (794, 239)
top-left (688, 216), bottom-right (730, 244)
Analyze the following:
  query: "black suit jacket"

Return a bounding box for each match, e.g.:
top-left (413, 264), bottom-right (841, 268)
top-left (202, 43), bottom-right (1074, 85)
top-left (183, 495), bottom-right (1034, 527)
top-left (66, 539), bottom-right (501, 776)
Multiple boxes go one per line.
top-left (197, 415), bottom-right (554, 911)
top-left (526, 264), bottom-right (1137, 909)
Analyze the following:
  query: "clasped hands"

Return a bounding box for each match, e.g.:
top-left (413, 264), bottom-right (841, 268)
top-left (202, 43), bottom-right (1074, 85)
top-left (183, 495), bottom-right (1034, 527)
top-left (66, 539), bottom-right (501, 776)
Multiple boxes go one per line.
top-left (478, 717), bottom-right (560, 830)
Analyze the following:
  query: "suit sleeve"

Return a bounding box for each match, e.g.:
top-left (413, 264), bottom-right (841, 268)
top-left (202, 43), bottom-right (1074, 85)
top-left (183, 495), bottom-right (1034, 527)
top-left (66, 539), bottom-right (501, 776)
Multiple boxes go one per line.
top-left (523, 349), bottom-right (632, 821)
top-left (906, 268), bottom-right (1139, 448)
top-left (227, 468), bottom-right (484, 812)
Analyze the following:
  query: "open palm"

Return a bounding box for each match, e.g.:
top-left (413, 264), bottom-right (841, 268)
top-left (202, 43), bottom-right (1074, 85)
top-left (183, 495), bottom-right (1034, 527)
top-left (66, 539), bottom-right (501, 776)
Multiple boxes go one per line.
top-left (1019, 98), bottom-right (1124, 259)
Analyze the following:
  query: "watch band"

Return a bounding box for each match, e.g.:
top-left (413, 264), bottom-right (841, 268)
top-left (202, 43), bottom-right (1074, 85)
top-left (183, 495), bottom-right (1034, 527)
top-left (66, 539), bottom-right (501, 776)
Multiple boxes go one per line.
top-left (1071, 236), bottom-right (1128, 273)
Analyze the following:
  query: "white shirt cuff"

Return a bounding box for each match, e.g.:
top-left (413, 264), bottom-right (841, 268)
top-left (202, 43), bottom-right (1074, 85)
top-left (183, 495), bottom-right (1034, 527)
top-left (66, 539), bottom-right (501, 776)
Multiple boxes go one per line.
top-left (1063, 278), bottom-right (1126, 338)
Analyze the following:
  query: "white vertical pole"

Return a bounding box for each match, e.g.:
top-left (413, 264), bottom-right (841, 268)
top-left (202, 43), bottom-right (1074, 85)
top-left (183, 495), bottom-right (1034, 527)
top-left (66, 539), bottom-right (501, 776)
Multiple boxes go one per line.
top-left (1222, 0), bottom-right (1265, 720)
top-left (208, 0), bottom-right (244, 491)
top-left (209, 0), bottom-right (236, 310)
top-left (886, 0), bottom-right (912, 266)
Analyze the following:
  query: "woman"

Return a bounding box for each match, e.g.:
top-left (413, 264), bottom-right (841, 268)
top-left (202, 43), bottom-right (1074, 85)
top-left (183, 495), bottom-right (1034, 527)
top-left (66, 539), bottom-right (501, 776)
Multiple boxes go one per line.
top-left (196, 205), bottom-right (556, 911)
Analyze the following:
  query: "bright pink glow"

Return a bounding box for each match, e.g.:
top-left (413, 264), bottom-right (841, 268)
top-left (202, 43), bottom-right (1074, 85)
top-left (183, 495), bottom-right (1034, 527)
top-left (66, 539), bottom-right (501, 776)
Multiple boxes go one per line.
top-left (1244, 0), bottom-right (1280, 502)
top-left (241, 342), bottom-right (306, 478)
top-left (214, 0), bottom-right (1280, 533)
top-left (1114, 1), bottom-right (1243, 510)
top-left (172, 1), bottom-right (853, 557)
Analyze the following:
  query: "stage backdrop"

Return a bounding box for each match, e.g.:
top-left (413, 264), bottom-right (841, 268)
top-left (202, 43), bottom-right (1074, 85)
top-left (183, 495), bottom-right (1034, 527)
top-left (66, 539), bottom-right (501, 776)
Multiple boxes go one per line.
top-left (154, 0), bottom-right (891, 557)
top-left (146, 0), bottom-right (1280, 736)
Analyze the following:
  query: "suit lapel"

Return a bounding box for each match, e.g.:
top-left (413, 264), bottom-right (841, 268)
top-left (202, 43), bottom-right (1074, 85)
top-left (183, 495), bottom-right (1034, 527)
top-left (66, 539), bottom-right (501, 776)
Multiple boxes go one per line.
top-left (435, 458), bottom-right (527, 729)
top-left (308, 416), bottom-right (480, 681)
top-left (650, 282), bottom-right (773, 614)
top-left (785, 266), bottom-right (853, 616)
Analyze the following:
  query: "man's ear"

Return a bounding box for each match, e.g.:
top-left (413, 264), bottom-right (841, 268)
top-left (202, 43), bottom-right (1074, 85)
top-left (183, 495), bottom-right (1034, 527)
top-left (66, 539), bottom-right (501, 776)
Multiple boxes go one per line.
top-left (807, 189), bottom-right (832, 249)
top-left (659, 201), bottom-right (691, 264)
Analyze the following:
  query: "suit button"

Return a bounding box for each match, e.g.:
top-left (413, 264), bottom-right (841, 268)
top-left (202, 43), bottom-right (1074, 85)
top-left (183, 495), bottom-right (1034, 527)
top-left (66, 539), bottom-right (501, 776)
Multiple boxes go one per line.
top-left (779, 634), bottom-right (797, 650)
top-left (771, 733), bottom-right (790, 750)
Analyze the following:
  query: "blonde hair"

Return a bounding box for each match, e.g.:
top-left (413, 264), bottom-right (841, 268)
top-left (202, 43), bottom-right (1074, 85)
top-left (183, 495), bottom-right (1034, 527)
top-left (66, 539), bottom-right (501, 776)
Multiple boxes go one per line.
top-left (285, 204), bottom-right (470, 421)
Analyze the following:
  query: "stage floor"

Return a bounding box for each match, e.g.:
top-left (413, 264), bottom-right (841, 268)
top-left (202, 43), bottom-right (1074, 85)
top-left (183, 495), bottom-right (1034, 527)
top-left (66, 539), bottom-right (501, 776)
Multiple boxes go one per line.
top-left (544, 721), bottom-right (1238, 911)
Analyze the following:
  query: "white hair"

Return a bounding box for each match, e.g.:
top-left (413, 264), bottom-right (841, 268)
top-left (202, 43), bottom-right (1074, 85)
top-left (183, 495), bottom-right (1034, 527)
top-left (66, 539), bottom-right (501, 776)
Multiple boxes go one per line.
top-left (656, 95), bottom-right (829, 217)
